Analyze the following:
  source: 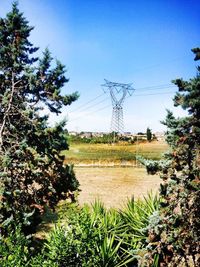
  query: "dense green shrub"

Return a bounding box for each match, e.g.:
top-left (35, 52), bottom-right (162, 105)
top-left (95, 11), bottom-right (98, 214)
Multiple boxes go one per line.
top-left (29, 194), bottom-right (159, 267)
top-left (0, 225), bottom-right (32, 267)
top-left (0, 194), bottom-right (159, 266)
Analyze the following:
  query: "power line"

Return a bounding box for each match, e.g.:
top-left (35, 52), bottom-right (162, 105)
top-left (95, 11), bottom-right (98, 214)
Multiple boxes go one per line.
top-left (135, 84), bottom-right (176, 91)
top-left (69, 104), bottom-right (110, 122)
top-left (69, 92), bottom-right (105, 113)
top-left (68, 55), bottom-right (185, 114)
top-left (68, 83), bottom-right (177, 115)
top-left (70, 97), bottom-right (108, 114)
top-left (102, 79), bottom-right (135, 134)
top-left (133, 90), bottom-right (176, 97)
top-left (68, 90), bottom-right (176, 123)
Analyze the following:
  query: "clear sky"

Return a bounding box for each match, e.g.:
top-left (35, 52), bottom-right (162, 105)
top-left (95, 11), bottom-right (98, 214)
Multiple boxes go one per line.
top-left (1, 0), bottom-right (199, 133)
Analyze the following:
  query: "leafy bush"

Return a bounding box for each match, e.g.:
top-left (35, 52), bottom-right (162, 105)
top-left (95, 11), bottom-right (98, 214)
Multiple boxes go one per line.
top-left (30, 194), bottom-right (159, 267)
top-left (0, 194), bottom-right (160, 266)
top-left (0, 225), bottom-right (32, 267)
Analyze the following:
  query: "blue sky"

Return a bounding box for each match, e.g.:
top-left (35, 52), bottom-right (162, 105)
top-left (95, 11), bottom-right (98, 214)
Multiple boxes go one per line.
top-left (1, 0), bottom-right (199, 133)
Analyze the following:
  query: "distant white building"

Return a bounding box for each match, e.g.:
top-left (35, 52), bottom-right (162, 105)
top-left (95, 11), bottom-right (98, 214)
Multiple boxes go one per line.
top-left (69, 131), bottom-right (78, 136)
top-left (154, 132), bottom-right (165, 141)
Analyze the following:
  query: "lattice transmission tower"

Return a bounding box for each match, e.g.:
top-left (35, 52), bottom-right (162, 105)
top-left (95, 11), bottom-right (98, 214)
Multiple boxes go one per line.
top-left (102, 79), bottom-right (135, 134)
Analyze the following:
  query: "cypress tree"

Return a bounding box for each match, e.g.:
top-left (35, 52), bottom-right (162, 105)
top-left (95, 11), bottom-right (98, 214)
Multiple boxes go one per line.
top-left (0, 2), bottom-right (79, 234)
top-left (146, 127), bottom-right (152, 142)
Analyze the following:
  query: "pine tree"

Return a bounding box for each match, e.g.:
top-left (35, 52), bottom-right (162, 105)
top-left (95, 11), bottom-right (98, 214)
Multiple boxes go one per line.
top-left (143, 49), bottom-right (200, 266)
top-left (0, 2), bottom-right (79, 234)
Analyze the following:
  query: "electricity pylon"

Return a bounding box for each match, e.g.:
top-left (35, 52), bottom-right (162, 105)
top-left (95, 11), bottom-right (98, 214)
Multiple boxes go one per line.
top-left (102, 79), bottom-right (135, 134)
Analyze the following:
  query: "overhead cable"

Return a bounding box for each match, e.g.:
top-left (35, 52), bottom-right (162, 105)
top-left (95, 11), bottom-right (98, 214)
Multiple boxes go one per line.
top-left (69, 90), bottom-right (176, 122)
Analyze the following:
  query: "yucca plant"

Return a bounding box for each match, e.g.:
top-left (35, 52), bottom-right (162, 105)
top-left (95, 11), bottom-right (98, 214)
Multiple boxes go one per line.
top-left (97, 233), bottom-right (136, 267)
top-left (118, 192), bottom-right (159, 240)
top-left (29, 194), bottom-right (159, 266)
top-left (111, 192), bottom-right (160, 266)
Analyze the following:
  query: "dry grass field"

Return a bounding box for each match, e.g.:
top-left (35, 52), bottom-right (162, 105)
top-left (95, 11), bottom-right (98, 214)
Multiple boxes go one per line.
top-left (76, 167), bottom-right (161, 208)
top-left (62, 141), bottom-right (168, 207)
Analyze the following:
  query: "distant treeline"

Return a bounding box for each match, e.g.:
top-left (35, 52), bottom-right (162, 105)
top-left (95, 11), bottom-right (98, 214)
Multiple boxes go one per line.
top-left (67, 131), bottom-right (156, 144)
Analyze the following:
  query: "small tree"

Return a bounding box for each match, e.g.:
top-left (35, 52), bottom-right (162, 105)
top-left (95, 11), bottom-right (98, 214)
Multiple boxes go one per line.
top-left (0, 2), bottom-right (79, 233)
top-left (146, 127), bottom-right (152, 142)
top-left (142, 48), bottom-right (200, 266)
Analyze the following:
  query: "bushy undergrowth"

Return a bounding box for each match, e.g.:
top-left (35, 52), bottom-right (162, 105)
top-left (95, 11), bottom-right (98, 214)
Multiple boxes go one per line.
top-left (0, 225), bottom-right (32, 267)
top-left (0, 193), bottom-right (159, 266)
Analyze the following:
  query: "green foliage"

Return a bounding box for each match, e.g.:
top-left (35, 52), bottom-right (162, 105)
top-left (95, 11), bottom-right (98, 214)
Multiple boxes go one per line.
top-left (146, 127), bottom-right (152, 142)
top-left (0, 225), bottom-right (32, 267)
top-left (39, 201), bottom-right (126, 267)
top-left (141, 49), bottom-right (200, 266)
top-left (69, 132), bottom-right (120, 144)
top-left (137, 155), bottom-right (172, 175)
top-left (0, 2), bottom-right (79, 235)
top-left (0, 194), bottom-right (159, 266)
top-left (30, 194), bottom-right (159, 267)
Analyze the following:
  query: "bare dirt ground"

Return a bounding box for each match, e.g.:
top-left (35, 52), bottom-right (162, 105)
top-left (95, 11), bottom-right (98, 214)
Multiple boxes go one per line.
top-left (75, 167), bottom-right (161, 208)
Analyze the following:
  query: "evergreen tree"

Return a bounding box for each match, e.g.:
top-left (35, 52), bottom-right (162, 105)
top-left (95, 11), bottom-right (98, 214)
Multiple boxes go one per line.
top-left (0, 2), bottom-right (79, 234)
top-left (146, 127), bottom-right (152, 142)
top-left (143, 49), bottom-right (200, 266)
